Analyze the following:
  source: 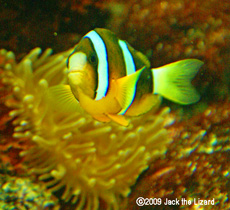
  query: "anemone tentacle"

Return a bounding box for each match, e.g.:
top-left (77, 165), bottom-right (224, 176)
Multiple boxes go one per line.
top-left (0, 48), bottom-right (171, 210)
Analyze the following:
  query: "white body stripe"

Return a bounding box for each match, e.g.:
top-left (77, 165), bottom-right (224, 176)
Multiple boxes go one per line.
top-left (118, 40), bottom-right (136, 75)
top-left (84, 31), bottom-right (109, 100)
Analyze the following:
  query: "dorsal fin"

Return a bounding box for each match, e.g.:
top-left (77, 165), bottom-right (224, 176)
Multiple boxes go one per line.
top-left (126, 42), bottom-right (151, 68)
top-left (135, 51), bottom-right (151, 67)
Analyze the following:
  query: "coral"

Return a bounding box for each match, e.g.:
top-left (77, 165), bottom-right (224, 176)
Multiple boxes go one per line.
top-left (124, 100), bottom-right (230, 210)
top-left (0, 48), bottom-right (171, 209)
top-left (105, 0), bottom-right (230, 103)
top-left (0, 174), bottom-right (59, 210)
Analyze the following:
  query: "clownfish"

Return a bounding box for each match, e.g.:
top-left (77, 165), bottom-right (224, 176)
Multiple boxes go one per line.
top-left (50, 28), bottom-right (203, 126)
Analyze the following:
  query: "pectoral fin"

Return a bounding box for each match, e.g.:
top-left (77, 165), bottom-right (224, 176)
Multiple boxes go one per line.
top-left (114, 68), bottom-right (144, 115)
top-left (48, 84), bottom-right (83, 113)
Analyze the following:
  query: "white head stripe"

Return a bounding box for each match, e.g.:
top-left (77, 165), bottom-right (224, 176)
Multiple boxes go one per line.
top-left (118, 40), bottom-right (136, 75)
top-left (84, 31), bottom-right (109, 100)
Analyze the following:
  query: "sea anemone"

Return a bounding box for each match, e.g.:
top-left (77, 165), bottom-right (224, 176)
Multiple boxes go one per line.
top-left (0, 174), bottom-right (59, 210)
top-left (0, 48), bottom-right (171, 209)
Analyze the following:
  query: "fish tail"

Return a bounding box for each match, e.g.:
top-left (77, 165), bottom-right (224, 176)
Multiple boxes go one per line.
top-left (151, 59), bottom-right (204, 105)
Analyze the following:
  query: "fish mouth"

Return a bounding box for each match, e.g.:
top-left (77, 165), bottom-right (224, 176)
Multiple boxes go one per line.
top-left (68, 68), bottom-right (85, 76)
top-left (68, 70), bottom-right (85, 86)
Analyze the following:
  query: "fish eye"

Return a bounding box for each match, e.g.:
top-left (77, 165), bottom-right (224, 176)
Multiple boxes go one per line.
top-left (88, 53), bottom-right (97, 65)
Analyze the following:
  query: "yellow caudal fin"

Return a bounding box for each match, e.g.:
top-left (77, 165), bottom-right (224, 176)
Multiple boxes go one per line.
top-left (48, 85), bottom-right (83, 113)
top-left (114, 68), bottom-right (144, 115)
top-left (152, 59), bottom-right (203, 105)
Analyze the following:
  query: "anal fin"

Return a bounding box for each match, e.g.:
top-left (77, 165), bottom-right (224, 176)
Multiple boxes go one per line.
top-left (107, 113), bottom-right (129, 127)
top-left (93, 114), bottom-right (111, 123)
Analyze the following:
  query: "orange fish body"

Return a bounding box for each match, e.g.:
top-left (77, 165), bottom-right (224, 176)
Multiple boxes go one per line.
top-left (51, 28), bottom-right (203, 126)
